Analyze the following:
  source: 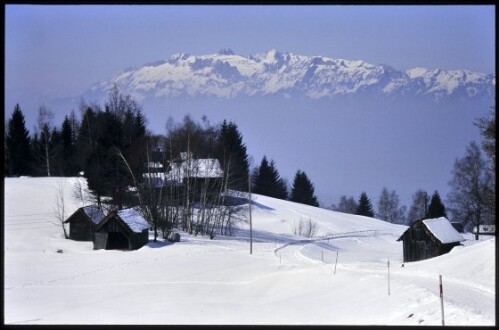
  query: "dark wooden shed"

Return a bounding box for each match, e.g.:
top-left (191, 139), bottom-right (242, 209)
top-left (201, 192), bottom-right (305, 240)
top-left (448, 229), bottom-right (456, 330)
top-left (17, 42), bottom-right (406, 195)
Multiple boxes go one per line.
top-left (64, 206), bottom-right (105, 241)
top-left (397, 217), bottom-right (464, 262)
top-left (93, 208), bottom-right (149, 251)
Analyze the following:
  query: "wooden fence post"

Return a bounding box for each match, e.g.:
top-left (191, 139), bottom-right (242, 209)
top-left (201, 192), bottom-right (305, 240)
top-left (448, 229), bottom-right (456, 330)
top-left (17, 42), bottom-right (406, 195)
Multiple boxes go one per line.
top-left (439, 275), bottom-right (445, 326)
top-left (334, 251), bottom-right (339, 275)
top-left (387, 258), bottom-right (391, 296)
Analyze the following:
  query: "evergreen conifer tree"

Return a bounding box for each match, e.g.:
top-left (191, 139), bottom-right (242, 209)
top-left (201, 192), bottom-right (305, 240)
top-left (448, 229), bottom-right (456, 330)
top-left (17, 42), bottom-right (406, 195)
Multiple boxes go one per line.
top-left (60, 115), bottom-right (78, 176)
top-left (269, 160), bottom-right (288, 200)
top-left (6, 104), bottom-right (32, 176)
top-left (253, 156), bottom-right (288, 200)
top-left (289, 170), bottom-right (319, 207)
top-left (217, 120), bottom-right (250, 191)
top-left (427, 190), bottom-right (447, 219)
top-left (356, 192), bottom-right (375, 217)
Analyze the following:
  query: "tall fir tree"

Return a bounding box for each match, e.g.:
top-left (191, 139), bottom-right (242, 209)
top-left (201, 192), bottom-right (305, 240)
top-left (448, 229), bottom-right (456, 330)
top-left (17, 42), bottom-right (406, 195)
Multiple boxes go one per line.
top-left (49, 127), bottom-right (63, 175)
top-left (60, 115), bottom-right (78, 176)
top-left (356, 192), bottom-right (375, 218)
top-left (217, 120), bottom-right (250, 192)
top-left (76, 88), bottom-right (149, 209)
top-left (6, 104), bottom-right (32, 176)
top-left (269, 159), bottom-right (288, 200)
top-left (253, 156), bottom-right (288, 200)
top-left (427, 190), bottom-right (447, 219)
top-left (289, 170), bottom-right (319, 207)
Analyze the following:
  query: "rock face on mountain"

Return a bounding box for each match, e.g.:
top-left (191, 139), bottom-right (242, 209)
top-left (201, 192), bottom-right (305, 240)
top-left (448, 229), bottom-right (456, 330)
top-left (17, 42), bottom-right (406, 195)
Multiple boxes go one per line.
top-left (84, 49), bottom-right (495, 103)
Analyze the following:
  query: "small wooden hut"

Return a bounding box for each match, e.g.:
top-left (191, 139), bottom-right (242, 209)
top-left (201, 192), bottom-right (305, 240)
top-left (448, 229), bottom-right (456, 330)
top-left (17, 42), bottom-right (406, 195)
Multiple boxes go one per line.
top-left (93, 208), bottom-right (149, 251)
top-left (64, 206), bottom-right (105, 241)
top-left (397, 217), bottom-right (465, 262)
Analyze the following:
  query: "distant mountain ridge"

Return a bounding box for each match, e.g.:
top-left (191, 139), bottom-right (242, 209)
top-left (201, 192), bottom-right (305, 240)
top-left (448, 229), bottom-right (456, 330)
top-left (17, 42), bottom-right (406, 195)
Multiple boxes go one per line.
top-left (83, 49), bottom-right (495, 102)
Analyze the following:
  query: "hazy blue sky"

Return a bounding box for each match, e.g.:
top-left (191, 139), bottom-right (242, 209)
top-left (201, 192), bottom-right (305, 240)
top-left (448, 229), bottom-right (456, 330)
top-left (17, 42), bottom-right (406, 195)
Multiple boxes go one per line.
top-left (5, 5), bottom-right (496, 208)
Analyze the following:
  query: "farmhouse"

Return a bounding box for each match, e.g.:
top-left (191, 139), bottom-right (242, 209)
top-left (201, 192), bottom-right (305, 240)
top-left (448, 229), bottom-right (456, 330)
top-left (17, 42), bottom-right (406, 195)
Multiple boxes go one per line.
top-left (142, 151), bottom-right (224, 201)
top-left (93, 208), bottom-right (150, 251)
top-left (397, 217), bottom-right (465, 262)
top-left (64, 206), bottom-right (105, 241)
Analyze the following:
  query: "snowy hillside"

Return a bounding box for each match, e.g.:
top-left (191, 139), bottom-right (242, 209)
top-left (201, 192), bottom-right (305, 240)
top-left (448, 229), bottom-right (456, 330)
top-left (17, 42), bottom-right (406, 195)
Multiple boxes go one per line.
top-left (83, 49), bottom-right (495, 103)
top-left (4, 177), bottom-right (495, 325)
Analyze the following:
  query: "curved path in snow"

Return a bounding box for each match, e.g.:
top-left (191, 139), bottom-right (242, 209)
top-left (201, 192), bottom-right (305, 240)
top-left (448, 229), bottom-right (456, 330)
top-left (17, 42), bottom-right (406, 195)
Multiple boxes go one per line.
top-left (273, 234), bottom-right (495, 324)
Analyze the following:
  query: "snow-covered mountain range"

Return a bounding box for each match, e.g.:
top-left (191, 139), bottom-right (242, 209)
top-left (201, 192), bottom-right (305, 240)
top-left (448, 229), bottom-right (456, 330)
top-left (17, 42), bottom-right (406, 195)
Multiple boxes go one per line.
top-left (84, 49), bottom-right (495, 102)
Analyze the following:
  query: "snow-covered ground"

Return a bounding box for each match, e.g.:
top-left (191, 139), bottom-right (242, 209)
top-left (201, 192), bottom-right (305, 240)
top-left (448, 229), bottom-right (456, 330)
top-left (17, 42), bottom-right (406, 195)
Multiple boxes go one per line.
top-left (4, 177), bottom-right (495, 325)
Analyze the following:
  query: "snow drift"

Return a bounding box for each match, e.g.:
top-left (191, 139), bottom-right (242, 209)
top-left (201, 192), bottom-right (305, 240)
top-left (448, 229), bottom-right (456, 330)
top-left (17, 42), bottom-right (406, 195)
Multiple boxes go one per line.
top-left (4, 177), bottom-right (495, 325)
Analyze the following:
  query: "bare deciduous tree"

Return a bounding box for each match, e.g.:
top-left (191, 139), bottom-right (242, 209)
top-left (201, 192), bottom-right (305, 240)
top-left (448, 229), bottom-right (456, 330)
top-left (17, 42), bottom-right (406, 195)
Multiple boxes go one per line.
top-left (377, 187), bottom-right (407, 224)
top-left (37, 106), bottom-right (55, 177)
top-left (292, 217), bottom-right (317, 238)
top-left (53, 180), bottom-right (69, 239)
top-left (447, 141), bottom-right (494, 240)
top-left (406, 190), bottom-right (429, 224)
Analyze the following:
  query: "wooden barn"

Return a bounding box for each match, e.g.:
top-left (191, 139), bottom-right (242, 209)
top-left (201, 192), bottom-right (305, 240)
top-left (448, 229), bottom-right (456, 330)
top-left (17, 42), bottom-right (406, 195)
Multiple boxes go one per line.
top-left (93, 208), bottom-right (150, 251)
top-left (397, 217), bottom-right (465, 262)
top-left (64, 206), bottom-right (105, 241)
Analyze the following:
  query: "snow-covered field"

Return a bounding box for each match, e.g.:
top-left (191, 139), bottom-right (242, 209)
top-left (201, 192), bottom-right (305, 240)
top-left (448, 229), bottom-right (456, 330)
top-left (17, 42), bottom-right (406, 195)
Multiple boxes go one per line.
top-left (4, 177), bottom-right (495, 325)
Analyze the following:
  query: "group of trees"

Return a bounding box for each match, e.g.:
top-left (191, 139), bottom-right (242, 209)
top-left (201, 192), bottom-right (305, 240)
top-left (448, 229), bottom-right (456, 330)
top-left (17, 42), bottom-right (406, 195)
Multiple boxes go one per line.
top-left (6, 87), bottom-right (495, 240)
top-left (447, 108), bottom-right (495, 240)
top-left (142, 115), bottom-right (250, 240)
top-left (251, 156), bottom-right (319, 207)
top-left (5, 104), bottom-right (81, 178)
top-left (5, 87), bottom-right (252, 240)
top-left (331, 189), bottom-right (448, 225)
top-left (330, 106), bottom-right (495, 240)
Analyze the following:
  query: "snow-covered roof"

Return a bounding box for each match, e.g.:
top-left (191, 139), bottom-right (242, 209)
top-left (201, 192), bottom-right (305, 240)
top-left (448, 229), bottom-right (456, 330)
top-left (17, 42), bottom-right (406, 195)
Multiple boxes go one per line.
top-left (142, 156), bottom-right (223, 187)
top-left (147, 161), bottom-right (163, 169)
top-left (65, 205), bottom-right (105, 224)
top-left (422, 217), bottom-right (465, 244)
top-left (82, 205), bottom-right (105, 225)
top-left (117, 208), bottom-right (150, 233)
top-left (167, 158), bottom-right (223, 184)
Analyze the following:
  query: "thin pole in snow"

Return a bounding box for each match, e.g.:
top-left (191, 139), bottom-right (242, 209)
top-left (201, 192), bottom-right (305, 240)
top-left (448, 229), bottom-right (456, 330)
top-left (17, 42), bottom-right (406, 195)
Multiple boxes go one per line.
top-left (387, 258), bottom-right (391, 296)
top-left (249, 175), bottom-right (253, 255)
top-left (439, 275), bottom-right (445, 326)
top-left (321, 249), bottom-right (324, 262)
top-left (334, 251), bottom-right (339, 275)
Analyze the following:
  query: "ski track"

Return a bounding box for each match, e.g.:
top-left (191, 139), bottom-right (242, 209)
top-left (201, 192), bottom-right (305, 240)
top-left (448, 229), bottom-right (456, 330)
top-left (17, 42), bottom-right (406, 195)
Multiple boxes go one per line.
top-left (274, 231), bottom-right (495, 324)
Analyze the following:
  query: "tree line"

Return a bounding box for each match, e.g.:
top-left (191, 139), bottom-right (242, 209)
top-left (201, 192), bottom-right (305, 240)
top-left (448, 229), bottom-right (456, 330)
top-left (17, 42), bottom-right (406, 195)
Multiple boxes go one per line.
top-left (5, 86), bottom-right (320, 239)
top-left (5, 87), bottom-right (495, 239)
top-left (329, 106), bottom-right (495, 240)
